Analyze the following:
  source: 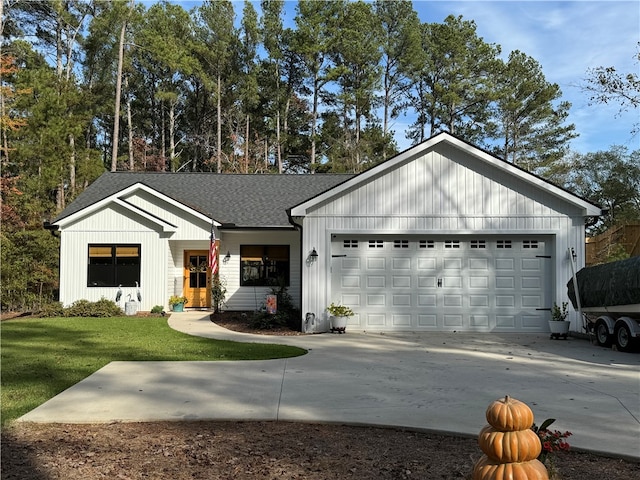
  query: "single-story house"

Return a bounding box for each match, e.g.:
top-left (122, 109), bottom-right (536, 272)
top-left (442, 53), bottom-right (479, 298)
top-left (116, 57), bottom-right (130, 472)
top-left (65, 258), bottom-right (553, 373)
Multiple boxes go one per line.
top-left (47, 132), bottom-right (602, 333)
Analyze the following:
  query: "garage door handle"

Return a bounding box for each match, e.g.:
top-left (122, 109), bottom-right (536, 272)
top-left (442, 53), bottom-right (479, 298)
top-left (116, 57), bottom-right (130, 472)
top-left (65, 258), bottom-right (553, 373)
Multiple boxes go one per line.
top-left (437, 278), bottom-right (442, 287)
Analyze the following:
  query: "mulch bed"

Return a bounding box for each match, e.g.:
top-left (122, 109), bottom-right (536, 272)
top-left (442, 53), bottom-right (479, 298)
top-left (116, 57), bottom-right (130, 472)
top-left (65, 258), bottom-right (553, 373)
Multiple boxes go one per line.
top-left (2, 421), bottom-right (639, 480)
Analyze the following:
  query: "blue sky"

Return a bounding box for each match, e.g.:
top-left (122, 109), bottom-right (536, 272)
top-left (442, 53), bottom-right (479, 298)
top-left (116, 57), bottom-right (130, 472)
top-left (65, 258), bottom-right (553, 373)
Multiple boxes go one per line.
top-left (169, 0), bottom-right (639, 155)
top-left (412, 1), bottom-right (640, 155)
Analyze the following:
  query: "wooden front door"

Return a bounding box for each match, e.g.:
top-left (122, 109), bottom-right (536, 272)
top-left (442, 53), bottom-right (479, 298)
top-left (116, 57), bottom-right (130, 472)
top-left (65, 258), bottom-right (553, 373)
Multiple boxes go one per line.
top-left (184, 251), bottom-right (211, 308)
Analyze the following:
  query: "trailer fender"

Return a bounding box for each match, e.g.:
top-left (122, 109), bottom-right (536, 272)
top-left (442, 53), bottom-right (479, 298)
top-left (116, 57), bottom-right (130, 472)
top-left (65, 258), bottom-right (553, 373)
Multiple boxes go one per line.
top-left (594, 316), bottom-right (616, 346)
top-left (596, 316), bottom-right (616, 335)
top-left (615, 317), bottom-right (640, 338)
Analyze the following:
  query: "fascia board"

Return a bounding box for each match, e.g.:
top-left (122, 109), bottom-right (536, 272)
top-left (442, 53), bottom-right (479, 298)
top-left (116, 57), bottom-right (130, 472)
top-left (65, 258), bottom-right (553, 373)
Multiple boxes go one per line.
top-left (54, 182), bottom-right (220, 228)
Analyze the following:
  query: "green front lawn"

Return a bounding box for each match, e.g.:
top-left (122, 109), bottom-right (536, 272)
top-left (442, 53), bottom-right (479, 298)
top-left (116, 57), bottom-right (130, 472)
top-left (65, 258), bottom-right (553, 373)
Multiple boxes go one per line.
top-left (0, 316), bottom-right (306, 426)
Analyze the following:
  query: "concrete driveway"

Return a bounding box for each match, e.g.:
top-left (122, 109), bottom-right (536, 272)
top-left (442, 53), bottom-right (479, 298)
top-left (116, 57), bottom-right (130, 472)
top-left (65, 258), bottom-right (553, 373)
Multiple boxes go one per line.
top-left (19, 312), bottom-right (640, 460)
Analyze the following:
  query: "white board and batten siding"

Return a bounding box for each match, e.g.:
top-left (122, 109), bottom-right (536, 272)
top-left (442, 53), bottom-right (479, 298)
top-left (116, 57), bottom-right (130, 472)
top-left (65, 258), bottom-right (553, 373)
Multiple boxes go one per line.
top-left (295, 142), bottom-right (594, 333)
top-left (58, 203), bottom-right (169, 312)
top-left (216, 230), bottom-right (302, 312)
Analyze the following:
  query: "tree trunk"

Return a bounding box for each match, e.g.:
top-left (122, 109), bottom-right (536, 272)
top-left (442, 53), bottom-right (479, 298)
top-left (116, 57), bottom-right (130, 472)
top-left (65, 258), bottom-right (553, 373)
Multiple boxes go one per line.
top-left (111, 9), bottom-right (127, 172)
top-left (161, 107), bottom-right (166, 170)
top-left (169, 100), bottom-right (176, 171)
top-left (68, 133), bottom-right (75, 197)
top-left (126, 76), bottom-right (134, 170)
top-left (216, 75), bottom-right (222, 173)
top-left (310, 71), bottom-right (320, 170)
top-left (244, 114), bottom-right (249, 174)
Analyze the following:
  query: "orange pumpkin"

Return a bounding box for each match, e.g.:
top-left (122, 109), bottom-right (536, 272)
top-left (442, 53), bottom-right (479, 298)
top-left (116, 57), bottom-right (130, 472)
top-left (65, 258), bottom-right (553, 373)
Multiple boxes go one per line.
top-left (472, 455), bottom-right (548, 480)
top-left (485, 395), bottom-right (534, 432)
top-left (478, 425), bottom-right (542, 463)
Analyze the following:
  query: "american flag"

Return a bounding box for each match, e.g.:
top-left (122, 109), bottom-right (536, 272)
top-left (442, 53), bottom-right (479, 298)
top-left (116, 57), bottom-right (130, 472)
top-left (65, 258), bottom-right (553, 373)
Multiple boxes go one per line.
top-left (209, 224), bottom-right (219, 274)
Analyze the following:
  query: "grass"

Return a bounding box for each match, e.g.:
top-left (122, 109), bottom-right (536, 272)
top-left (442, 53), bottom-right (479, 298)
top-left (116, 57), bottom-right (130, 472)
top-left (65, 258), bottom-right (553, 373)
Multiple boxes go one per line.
top-left (0, 316), bottom-right (306, 426)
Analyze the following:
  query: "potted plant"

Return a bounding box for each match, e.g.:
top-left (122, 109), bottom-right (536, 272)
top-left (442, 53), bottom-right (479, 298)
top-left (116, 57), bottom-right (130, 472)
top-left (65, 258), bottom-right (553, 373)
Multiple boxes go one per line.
top-left (169, 295), bottom-right (188, 312)
top-left (326, 302), bottom-right (354, 333)
top-left (549, 301), bottom-right (570, 338)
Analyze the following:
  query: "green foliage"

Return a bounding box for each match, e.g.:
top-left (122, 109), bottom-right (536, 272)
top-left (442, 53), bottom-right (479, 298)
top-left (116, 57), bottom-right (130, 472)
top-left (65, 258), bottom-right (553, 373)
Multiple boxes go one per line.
top-left (211, 274), bottom-right (227, 313)
top-left (326, 302), bottom-right (355, 317)
top-left (35, 302), bottom-right (65, 318)
top-left (250, 284), bottom-right (301, 331)
top-left (151, 305), bottom-right (165, 314)
top-left (562, 146), bottom-right (640, 234)
top-left (250, 311), bottom-right (289, 330)
top-left (492, 50), bottom-right (577, 171)
top-left (64, 299), bottom-right (124, 318)
top-left (606, 244), bottom-right (631, 263)
top-left (550, 302), bottom-right (568, 321)
top-left (0, 229), bottom-right (59, 312)
top-left (168, 295), bottom-right (188, 306)
top-left (1, 316), bottom-right (307, 425)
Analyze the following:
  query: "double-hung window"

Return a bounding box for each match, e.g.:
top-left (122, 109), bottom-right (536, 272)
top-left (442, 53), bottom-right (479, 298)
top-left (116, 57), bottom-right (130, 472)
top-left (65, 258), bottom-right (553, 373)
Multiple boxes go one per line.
top-left (88, 244), bottom-right (141, 287)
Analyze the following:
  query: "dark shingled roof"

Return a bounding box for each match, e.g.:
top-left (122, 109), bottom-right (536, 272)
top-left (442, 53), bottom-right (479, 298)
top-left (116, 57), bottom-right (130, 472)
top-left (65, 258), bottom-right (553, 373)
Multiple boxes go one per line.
top-left (53, 172), bottom-right (354, 228)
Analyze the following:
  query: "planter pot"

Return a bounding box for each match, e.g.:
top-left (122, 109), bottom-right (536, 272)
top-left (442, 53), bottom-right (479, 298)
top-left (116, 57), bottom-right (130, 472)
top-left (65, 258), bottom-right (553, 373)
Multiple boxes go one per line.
top-left (124, 301), bottom-right (138, 316)
top-left (172, 302), bottom-right (185, 313)
top-left (549, 320), bottom-right (570, 339)
top-left (330, 315), bottom-right (348, 333)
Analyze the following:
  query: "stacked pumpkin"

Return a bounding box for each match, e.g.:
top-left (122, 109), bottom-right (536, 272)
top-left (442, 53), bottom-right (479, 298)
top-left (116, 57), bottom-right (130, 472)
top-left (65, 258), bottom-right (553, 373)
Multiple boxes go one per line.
top-left (472, 395), bottom-right (549, 480)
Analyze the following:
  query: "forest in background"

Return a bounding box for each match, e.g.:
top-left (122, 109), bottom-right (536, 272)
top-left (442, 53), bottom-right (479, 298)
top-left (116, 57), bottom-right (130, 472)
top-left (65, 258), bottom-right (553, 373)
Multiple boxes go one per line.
top-left (1, 0), bottom-right (639, 311)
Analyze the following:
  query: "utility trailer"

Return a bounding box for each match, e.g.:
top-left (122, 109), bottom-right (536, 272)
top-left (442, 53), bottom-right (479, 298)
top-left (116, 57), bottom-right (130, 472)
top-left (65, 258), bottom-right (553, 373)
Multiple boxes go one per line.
top-left (567, 256), bottom-right (640, 352)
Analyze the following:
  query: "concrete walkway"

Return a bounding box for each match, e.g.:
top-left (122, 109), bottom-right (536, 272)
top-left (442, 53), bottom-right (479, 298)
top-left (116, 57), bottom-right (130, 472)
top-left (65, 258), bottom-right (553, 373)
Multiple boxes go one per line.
top-left (19, 311), bottom-right (640, 460)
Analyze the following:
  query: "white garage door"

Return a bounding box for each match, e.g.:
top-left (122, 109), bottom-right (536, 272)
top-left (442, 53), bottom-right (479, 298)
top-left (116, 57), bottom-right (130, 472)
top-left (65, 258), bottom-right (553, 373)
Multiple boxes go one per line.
top-left (331, 235), bottom-right (552, 332)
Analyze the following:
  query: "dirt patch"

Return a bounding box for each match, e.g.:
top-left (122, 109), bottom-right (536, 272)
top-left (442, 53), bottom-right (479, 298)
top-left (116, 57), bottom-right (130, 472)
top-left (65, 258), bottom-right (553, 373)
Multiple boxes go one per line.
top-left (2, 422), bottom-right (638, 480)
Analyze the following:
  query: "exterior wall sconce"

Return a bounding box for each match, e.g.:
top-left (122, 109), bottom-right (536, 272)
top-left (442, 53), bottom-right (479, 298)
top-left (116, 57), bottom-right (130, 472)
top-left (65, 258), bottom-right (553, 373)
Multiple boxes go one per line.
top-left (307, 247), bottom-right (318, 265)
top-left (223, 251), bottom-right (231, 263)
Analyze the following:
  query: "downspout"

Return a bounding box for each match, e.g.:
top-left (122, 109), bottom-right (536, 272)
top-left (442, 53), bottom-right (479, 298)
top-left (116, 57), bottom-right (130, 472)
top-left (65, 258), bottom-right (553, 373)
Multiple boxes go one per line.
top-left (287, 208), bottom-right (305, 331)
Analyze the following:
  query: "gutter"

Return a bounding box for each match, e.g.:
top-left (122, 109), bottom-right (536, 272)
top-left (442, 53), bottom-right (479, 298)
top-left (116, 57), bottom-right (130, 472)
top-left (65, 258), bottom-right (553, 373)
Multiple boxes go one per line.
top-left (43, 221), bottom-right (60, 237)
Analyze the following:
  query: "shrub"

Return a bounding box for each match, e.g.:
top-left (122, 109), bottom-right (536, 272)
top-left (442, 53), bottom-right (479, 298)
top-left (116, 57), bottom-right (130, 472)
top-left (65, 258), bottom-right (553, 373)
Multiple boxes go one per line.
top-left (250, 284), bottom-right (301, 331)
top-left (36, 301), bottom-right (65, 318)
top-left (151, 305), bottom-right (164, 314)
top-left (65, 298), bottom-right (123, 317)
top-left (250, 310), bottom-right (290, 330)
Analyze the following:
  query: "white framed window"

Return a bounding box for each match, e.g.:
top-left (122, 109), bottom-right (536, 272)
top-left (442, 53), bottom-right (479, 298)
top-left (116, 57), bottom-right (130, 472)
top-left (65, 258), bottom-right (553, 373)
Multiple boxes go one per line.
top-left (88, 244), bottom-right (140, 287)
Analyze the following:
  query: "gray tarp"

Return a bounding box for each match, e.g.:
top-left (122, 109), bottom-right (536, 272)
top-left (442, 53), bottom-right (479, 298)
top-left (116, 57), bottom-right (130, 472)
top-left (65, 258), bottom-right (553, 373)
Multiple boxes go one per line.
top-left (567, 256), bottom-right (640, 308)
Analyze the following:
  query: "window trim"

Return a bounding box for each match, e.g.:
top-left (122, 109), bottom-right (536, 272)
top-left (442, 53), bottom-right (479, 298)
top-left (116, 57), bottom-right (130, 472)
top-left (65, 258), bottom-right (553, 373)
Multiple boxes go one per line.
top-left (87, 244), bottom-right (141, 287)
top-left (240, 244), bottom-right (290, 287)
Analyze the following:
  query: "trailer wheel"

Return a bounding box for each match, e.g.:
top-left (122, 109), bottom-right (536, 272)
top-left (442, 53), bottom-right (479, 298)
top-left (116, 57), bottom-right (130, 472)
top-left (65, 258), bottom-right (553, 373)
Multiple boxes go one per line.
top-left (615, 323), bottom-right (635, 352)
top-left (595, 320), bottom-right (612, 347)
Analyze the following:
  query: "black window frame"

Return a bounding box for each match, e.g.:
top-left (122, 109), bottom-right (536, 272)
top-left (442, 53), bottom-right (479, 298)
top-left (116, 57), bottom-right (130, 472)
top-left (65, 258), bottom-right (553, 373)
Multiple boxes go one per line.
top-left (87, 244), bottom-right (141, 287)
top-left (240, 244), bottom-right (290, 287)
